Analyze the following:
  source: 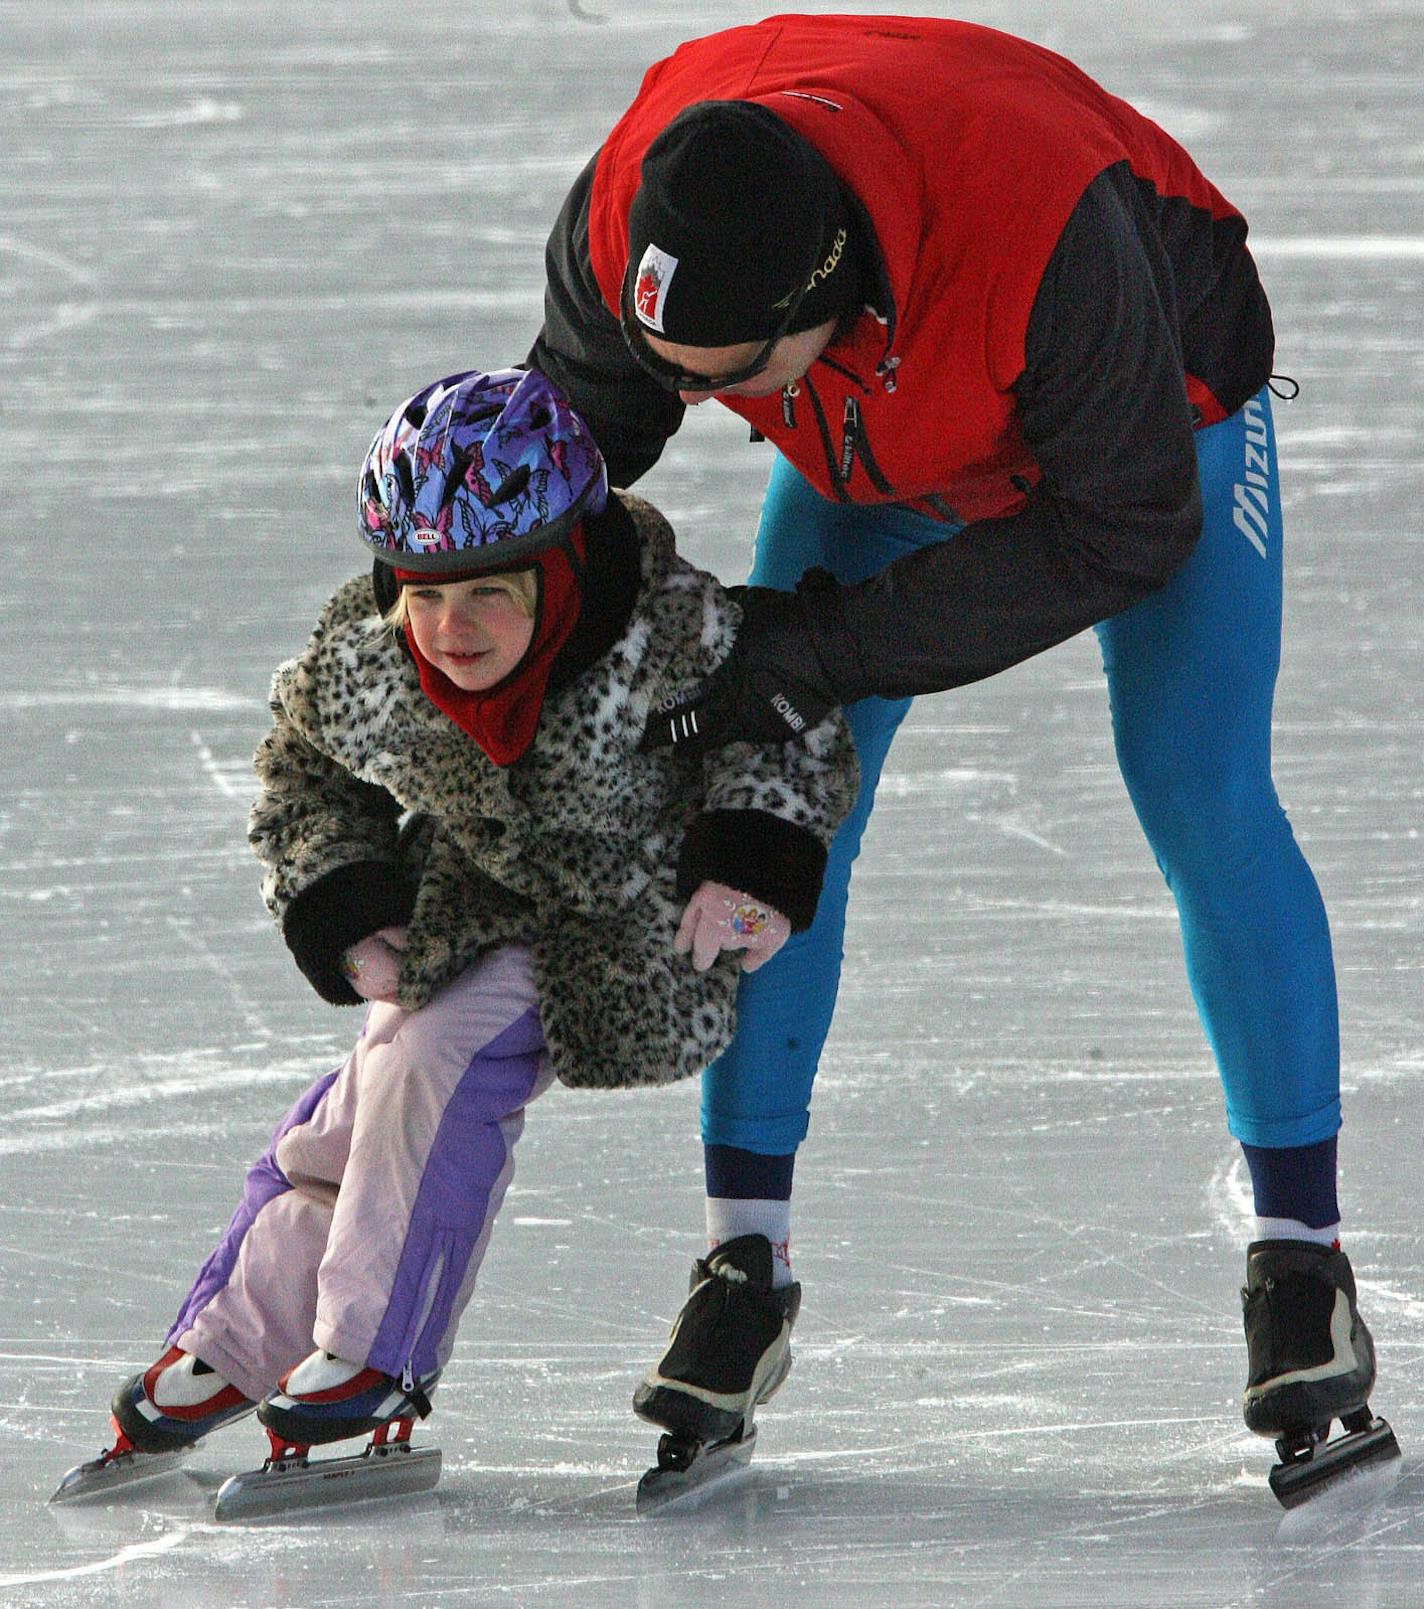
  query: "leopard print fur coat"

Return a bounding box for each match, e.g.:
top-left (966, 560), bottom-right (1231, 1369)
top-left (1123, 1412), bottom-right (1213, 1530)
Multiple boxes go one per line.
top-left (249, 493), bottom-right (859, 1090)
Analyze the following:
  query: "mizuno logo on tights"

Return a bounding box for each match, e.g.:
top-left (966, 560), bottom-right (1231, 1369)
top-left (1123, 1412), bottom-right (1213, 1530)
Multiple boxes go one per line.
top-left (1233, 396), bottom-right (1271, 559)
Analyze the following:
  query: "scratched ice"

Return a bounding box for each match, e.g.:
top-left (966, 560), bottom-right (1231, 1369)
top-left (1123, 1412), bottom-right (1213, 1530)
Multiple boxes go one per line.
top-left (2, 2), bottom-right (1421, 1605)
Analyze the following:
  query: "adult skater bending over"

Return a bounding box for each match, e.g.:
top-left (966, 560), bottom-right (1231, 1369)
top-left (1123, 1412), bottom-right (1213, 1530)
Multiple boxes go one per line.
top-left (527, 15), bottom-right (1398, 1501)
top-left (63, 369), bottom-right (855, 1507)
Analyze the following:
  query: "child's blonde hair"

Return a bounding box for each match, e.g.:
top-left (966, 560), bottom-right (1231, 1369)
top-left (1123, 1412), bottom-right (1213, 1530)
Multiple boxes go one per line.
top-left (384, 569), bottom-right (539, 634)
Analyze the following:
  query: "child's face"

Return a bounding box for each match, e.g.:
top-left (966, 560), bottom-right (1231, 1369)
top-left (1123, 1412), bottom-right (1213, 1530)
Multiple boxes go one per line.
top-left (403, 579), bottom-right (535, 691)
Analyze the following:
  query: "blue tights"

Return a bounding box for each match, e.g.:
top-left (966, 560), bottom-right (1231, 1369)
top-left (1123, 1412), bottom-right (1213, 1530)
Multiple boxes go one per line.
top-left (701, 388), bottom-right (1341, 1189)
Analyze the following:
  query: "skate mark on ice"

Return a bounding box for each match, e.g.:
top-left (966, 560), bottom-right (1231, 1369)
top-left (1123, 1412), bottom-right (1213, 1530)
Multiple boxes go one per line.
top-left (1208, 1152), bottom-right (1256, 1249)
top-left (467, 1269), bottom-right (661, 1341)
top-left (0, 1525), bottom-right (192, 1588)
top-left (0, 234), bottom-right (98, 288)
top-left (0, 234), bottom-right (98, 351)
top-left (165, 914), bottom-right (275, 1042)
top-left (942, 1492), bottom-right (1231, 1609)
top-left (190, 730), bottom-right (253, 802)
top-left (0, 1052), bottom-right (333, 1153)
top-left (1273, 1452), bottom-right (1405, 1544)
top-left (1213, 1152), bottom-right (1424, 1320)
top-left (837, 1194), bottom-right (1221, 1322)
top-left (1353, 1277), bottom-right (1424, 1326)
top-left (122, 97), bottom-right (244, 130)
top-left (0, 686), bottom-right (253, 713)
top-left (1251, 235), bottom-right (1424, 260)
top-left (1247, 1464), bottom-right (1424, 1609)
top-left (961, 894), bottom-right (1177, 922)
top-left (975, 814), bottom-right (1067, 856)
top-left (876, 766), bottom-right (1019, 797)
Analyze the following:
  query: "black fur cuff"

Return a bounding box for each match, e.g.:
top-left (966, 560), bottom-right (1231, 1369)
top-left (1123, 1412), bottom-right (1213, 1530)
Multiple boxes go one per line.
top-left (281, 861), bottom-right (416, 1005)
top-left (676, 809), bottom-right (829, 933)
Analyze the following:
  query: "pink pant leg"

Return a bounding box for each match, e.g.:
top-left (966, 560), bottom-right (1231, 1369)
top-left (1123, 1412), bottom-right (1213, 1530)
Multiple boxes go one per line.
top-left (308, 945), bottom-right (550, 1377)
top-left (175, 1190), bottom-right (331, 1402)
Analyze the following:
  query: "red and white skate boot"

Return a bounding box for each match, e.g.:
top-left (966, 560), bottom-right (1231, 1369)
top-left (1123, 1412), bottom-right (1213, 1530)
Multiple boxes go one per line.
top-left (112, 1346), bottom-right (255, 1452)
top-left (212, 1350), bottom-right (443, 1520)
top-left (52, 1346), bottom-right (255, 1503)
top-left (257, 1348), bottom-right (439, 1447)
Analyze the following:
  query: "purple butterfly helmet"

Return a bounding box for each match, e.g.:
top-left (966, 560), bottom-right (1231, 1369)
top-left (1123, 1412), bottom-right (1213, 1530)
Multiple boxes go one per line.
top-left (358, 368), bottom-right (608, 575)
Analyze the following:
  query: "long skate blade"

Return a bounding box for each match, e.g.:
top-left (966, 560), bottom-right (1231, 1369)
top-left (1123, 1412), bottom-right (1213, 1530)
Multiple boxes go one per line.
top-left (636, 1427), bottom-right (756, 1517)
top-left (213, 1443), bottom-right (440, 1522)
top-left (50, 1445), bottom-right (194, 1505)
top-left (1269, 1417), bottom-right (1401, 1509)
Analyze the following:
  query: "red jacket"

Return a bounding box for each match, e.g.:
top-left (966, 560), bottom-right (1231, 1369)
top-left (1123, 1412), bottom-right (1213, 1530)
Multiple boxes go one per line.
top-left (584, 14), bottom-right (1263, 523)
top-left (530, 16), bottom-right (1274, 693)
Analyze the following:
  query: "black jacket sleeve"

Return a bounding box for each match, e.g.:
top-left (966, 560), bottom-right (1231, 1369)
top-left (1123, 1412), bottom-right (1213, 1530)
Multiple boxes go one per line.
top-left (807, 168), bottom-right (1204, 701)
top-left (527, 153), bottom-right (686, 487)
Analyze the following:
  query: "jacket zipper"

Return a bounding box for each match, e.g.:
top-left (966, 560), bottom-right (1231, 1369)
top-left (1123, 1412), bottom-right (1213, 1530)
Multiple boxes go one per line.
top-left (800, 374), bottom-right (851, 502)
top-left (840, 395), bottom-right (896, 496)
top-left (397, 1233), bottom-right (452, 1389)
top-left (920, 492), bottom-right (964, 524)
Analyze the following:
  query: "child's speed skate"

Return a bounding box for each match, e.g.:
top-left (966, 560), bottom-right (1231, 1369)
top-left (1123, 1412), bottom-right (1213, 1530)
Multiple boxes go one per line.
top-left (1241, 1239), bottom-right (1400, 1506)
top-left (633, 1234), bottom-right (800, 1513)
top-left (213, 1349), bottom-right (442, 1521)
top-left (51, 1347), bottom-right (254, 1503)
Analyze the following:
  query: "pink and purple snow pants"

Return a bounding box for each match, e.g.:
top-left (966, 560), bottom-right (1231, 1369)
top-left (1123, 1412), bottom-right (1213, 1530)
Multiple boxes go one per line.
top-left (166, 946), bottom-right (552, 1402)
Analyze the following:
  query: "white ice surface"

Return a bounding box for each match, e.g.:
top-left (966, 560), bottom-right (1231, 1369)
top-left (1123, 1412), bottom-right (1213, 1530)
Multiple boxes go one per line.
top-left (2, 2), bottom-right (1421, 1604)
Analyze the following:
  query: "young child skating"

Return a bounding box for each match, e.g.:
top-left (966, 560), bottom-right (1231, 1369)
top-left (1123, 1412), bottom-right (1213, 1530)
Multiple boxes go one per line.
top-left (76, 368), bottom-right (858, 1488)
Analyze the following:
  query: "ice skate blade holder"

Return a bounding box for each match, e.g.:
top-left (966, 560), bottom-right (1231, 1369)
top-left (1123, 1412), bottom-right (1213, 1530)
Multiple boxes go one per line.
top-left (49, 1416), bottom-right (204, 1505)
top-left (51, 1435), bottom-right (195, 1504)
top-left (636, 1425), bottom-right (757, 1516)
top-left (1268, 1409), bottom-right (1400, 1508)
top-left (213, 1419), bottom-right (441, 1522)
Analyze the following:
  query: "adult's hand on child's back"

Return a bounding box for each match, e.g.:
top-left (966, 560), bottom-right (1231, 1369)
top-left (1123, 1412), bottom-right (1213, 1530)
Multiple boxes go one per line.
top-left (340, 926), bottom-right (409, 1004)
top-left (675, 882), bottom-right (790, 974)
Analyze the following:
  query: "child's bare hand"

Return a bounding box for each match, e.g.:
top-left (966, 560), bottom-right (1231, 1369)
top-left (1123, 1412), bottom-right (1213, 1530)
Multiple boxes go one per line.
top-left (674, 882), bottom-right (790, 973)
top-left (340, 926), bottom-right (409, 1003)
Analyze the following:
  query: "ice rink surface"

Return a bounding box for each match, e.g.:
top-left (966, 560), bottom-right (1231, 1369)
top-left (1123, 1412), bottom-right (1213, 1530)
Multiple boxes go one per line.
top-left (2, 0), bottom-right (1421, 1603)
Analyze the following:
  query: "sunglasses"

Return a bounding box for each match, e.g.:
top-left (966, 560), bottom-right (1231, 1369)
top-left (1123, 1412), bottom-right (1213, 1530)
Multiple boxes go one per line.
top-left (619, 268), bottom-right (806, 394)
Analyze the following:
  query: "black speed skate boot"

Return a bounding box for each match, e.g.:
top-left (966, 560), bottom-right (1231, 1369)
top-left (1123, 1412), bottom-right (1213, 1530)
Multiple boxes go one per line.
top-left (1242, 1239), bottom-right (1399, 1506)
top-left (633, 1234), bottom-right (800, 1509)
top-left (635, 1234), bottom-right (801, 1444)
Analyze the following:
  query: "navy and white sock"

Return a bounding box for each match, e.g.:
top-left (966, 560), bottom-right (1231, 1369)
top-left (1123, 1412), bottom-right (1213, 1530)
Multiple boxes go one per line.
top-left (704, 1144), bottom-right (796, 1289)
top-left (1241, 1136), bottom-right (1341, 1249)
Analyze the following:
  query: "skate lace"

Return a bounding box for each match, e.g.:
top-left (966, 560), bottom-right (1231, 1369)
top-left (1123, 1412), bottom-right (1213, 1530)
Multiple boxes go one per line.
top-left (709, 1261), bottom-right (750, 1286)
top-left (697, 1262), bottom-right (760, 1334)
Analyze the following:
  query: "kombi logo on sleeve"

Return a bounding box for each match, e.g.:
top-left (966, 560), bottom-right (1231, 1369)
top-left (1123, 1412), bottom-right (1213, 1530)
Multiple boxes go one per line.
top-left (633, 243), bottom-right (679, 332)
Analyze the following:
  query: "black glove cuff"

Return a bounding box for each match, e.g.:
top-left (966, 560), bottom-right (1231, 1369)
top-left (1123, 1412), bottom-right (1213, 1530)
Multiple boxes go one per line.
top-left (281, 861), bottom-right (416, 1005)
top-left (676, 809), bottom-right (829, 933)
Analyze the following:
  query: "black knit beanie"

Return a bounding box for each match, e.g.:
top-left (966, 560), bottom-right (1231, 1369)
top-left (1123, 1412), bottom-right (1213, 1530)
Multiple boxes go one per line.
top-left (623, 100), bottom-right (856, 350)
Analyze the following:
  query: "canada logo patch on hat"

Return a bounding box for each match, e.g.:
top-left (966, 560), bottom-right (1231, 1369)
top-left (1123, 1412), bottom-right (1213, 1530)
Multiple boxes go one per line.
top-left (632, 243), bottom-right (678, 332)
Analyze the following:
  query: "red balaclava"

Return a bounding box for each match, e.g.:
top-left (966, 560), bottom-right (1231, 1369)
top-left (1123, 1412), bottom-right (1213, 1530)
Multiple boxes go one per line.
top-left (394, 525), bottom-right (586, 767)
